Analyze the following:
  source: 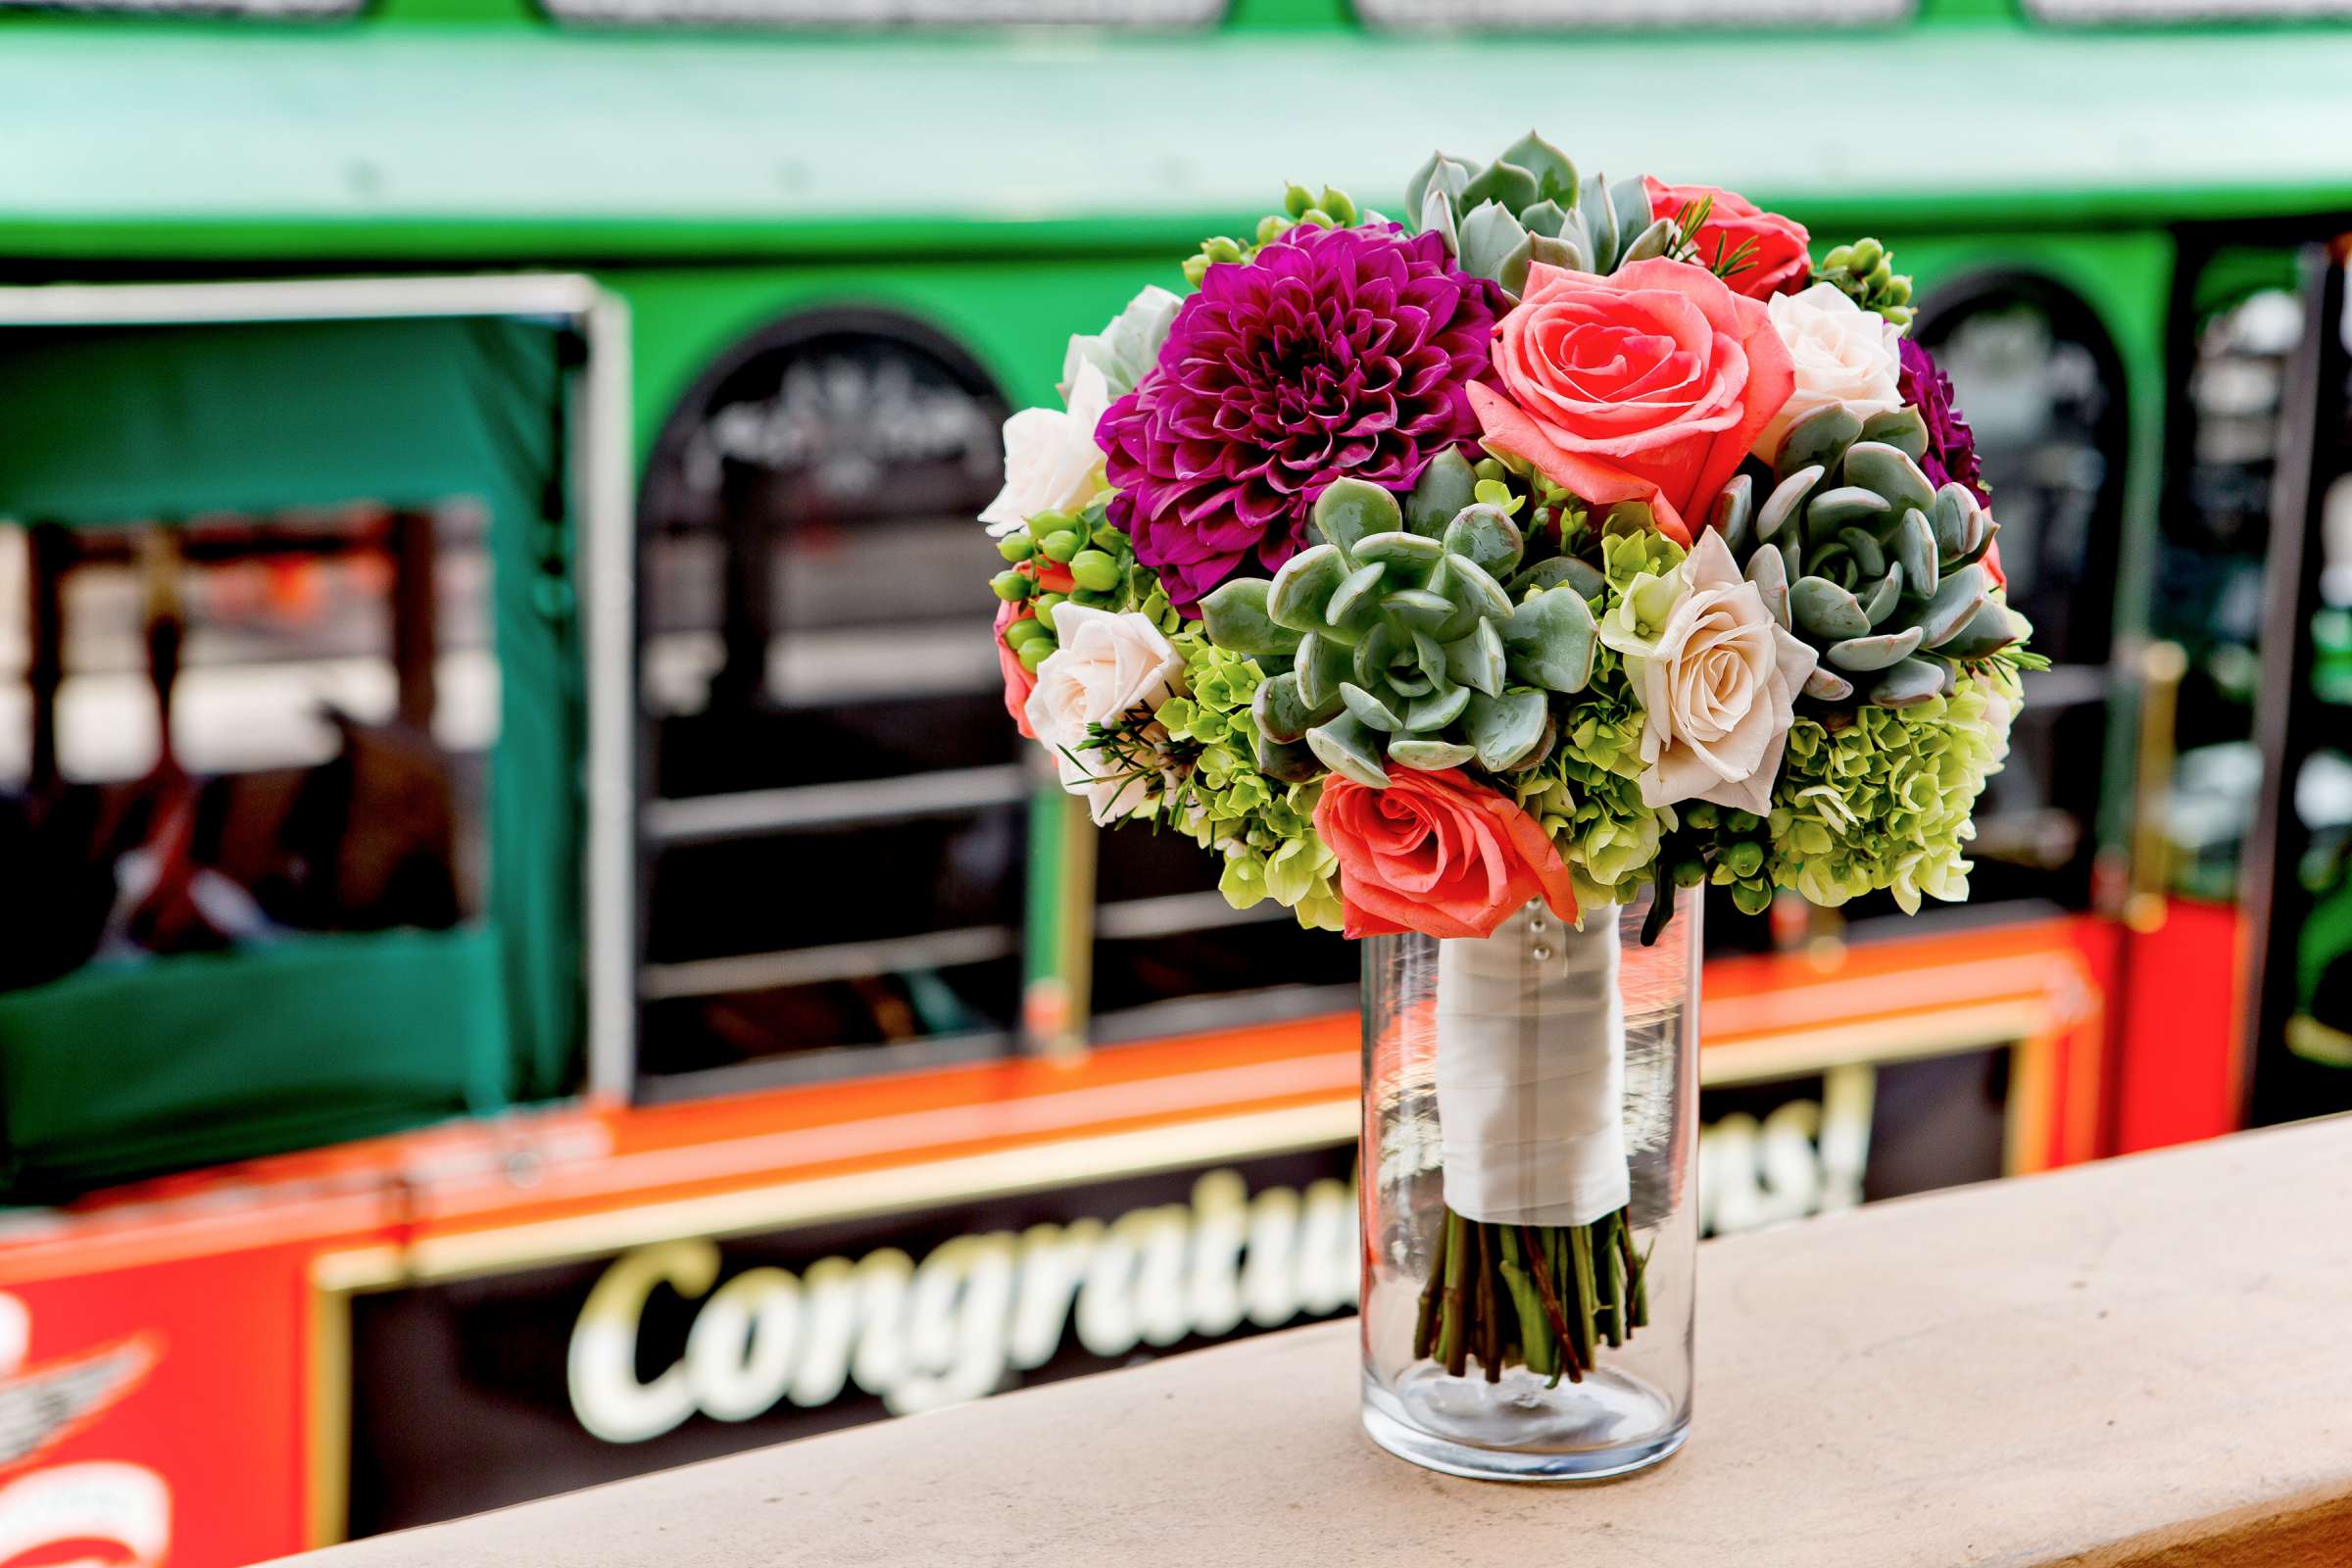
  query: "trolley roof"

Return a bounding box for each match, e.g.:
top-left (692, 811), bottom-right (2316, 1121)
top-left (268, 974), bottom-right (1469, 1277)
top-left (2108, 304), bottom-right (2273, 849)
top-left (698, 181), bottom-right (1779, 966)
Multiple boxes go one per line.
top-left (0, 25), bottom-right (2347, 258)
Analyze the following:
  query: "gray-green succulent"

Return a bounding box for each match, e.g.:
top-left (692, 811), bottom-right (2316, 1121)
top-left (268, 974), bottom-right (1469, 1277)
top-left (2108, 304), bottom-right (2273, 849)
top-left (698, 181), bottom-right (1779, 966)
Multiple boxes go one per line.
top-left (1710, 403), bottom-right (2029, 708)
top-left (1198, 452), bottom-right (1602, 789)
top-left (1405, 133), bottom-right (1674, 301)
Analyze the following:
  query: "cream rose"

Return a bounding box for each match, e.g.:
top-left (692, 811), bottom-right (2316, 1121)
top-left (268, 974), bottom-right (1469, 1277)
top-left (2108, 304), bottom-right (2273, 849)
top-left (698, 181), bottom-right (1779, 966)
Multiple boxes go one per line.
top-left (1627, 530), bottom-right (1820, 814)
top-left (1022, 606), bottom-right (1185, 824)
top-left (1750, 283), bottom-right (1903, 464)
top-left (980, 359), bottom-right (1113, 539)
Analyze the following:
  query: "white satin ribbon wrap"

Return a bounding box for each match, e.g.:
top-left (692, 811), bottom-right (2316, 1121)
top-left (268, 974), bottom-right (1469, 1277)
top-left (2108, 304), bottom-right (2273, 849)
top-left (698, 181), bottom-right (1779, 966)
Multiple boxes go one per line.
top-left (1434, 902), bottom-right (1627, 1228)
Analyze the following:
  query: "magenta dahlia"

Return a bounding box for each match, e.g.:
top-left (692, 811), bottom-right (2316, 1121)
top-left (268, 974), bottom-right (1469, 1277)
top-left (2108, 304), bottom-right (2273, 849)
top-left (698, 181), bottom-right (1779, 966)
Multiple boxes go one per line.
top-left (1097, 224), bottom-right (1504, 613)
top-left (1897, 337), bottom-right (1989, 508)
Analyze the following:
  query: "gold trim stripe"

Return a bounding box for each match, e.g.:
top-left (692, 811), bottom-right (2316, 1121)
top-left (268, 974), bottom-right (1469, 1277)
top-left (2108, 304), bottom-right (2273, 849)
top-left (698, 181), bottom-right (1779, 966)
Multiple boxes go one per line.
top-left (308, 1273), bottom-right (353, 1549)
top-left (1702, 954), bottom-right (2077, 1038)
top-left (475, 1054), bottom-right (1355, 1214)
top-left (1698, 1001), bottom-right (2047, 1087)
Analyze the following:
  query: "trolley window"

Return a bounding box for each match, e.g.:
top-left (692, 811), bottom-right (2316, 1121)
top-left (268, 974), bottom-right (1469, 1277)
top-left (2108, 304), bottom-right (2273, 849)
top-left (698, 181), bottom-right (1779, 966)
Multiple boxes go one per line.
top-left (0, 311), bottom-right (592, 1197)
top-left (635, 309), bottom-right (1022, 1095)
top-left (0, 0), bottom-right (361, 17)
top-left (1351, 0), bottom-right (1909, 28)
top-left (541, 0), bottom-right (1223, 28)
top-left (2147, 267), bottom-right (2302, 902)
top-left (2026, 0), bottom-right (2352, 22)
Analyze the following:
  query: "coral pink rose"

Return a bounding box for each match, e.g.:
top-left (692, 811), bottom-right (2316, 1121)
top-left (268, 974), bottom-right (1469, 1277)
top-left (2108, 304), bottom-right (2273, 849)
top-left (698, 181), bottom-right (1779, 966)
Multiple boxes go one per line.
top-left (1643, 179), bottom-right (1811, 301)
top-left (996, 600), bottom-right (1040, 739)
top-left (1469, 258), bottom-right (1795, 546)
top-left (1313, 767), bottom-right (1578, 941)
top-left (994, 559), bottom-right (1075, 740)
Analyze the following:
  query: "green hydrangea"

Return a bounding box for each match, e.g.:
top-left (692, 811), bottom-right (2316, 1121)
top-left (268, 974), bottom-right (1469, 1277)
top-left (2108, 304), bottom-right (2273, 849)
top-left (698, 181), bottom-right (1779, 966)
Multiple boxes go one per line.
top-left (1036, 505), bottom-right (1337, 927)
top-left (1768, 665), bottom-right (2020, 913)
top-left (1511, 642), bottom-right (1669, 912)
top-left (1156, 635), bottom-right (1344, 932)
top-left (1495, 532), bottom-right (1701, 910)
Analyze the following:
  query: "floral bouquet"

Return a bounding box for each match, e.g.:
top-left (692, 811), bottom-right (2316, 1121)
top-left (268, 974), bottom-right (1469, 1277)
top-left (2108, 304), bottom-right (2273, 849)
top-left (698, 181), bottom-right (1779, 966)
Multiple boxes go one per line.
top-left (982, 133), bottom-right (2034, 1392)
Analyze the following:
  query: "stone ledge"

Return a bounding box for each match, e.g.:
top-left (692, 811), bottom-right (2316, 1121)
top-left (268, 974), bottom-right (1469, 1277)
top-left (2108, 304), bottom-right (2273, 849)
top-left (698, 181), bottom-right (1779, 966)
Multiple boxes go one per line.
top-left (277, 1117), bottom-right (2352, 1568)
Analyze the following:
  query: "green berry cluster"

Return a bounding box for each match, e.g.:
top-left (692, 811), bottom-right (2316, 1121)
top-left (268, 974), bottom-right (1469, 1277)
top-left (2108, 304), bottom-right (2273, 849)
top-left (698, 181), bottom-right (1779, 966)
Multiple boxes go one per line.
top-left (1182, 184), bottom-right (1360, 286)
top-left (990, 498), bottom-right (1154, 673)
top-left (1672, 802), bottom-right (1776, 918)
top-left (1811, 237), bottom-right (1914, 329)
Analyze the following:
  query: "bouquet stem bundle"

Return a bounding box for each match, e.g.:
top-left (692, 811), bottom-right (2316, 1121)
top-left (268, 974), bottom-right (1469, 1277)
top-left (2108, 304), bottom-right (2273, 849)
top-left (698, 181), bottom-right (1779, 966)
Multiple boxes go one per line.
top-left (1412, 1207), bottom-right (1650, 1384)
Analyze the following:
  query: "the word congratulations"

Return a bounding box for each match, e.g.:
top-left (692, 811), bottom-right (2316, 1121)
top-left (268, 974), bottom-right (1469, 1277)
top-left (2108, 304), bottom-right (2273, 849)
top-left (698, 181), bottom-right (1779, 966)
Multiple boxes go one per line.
top-left (568, 1169), bottom-right (1358, 1444)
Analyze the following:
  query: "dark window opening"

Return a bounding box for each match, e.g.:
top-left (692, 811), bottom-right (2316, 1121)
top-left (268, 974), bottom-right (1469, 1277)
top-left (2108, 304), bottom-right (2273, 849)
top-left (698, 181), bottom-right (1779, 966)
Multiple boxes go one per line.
top-left (632, 309), bottom-right (1022, 1093)
top-left (0, 505), bottom-right (493, 994)
top-left (1906, 273), bottom-right (2131, 912)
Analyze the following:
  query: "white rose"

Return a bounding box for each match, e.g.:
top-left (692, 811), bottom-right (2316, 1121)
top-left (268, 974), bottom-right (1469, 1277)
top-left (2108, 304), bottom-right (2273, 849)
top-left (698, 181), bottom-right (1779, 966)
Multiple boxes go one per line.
top-left (1628, 530), bottom-right (1820, 814)
top-left (1060, 284), bottom-right (1182, 402)
top-left (1022, 606), bottom-right (1185, 824)
top-left (979, 359), bottom-right (1113, 539)
top-left (1752, 283), bottom-right (1903, 463)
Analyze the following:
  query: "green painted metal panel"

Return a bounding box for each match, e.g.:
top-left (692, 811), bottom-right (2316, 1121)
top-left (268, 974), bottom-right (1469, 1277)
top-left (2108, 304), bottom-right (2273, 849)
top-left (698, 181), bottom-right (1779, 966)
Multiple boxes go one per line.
top-left (0, 927), bottom-right (511, 1199)
top-left (609, 260), bottom-right (1186, 460)
top-left (0, 318), bottom-right (542, 522)
top-left (2191, 246), bottom-right (2303, 324)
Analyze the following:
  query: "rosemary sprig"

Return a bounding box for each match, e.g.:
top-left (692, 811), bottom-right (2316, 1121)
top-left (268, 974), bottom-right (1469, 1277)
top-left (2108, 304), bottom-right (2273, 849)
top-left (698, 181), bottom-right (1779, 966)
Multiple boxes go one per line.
top-left (1669, 194), bottom-right (1715, 256)
top-left (1962, 642), bottom-right (2052, 682)
top-left (1055, 707), bottom-right (1206, 830)
top-left (1669, 194), bottom-right (1759, 281)
top-left (1708, 232), bottom-right (1761, 282)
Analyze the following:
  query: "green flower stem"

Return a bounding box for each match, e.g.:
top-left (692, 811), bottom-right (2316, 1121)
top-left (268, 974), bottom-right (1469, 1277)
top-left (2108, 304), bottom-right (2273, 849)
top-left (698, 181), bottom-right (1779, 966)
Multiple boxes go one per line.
top-left (1595, 1212), bottom-right (1626, 1349)
top-left (1438, 1209), bottom-right (1472, 1378)
top-left (1415, 1205), bottom-right (1645, 1384)
top-left (1621, 1223), bottom-right (1652, 1331)
top-left (1494, 1227), bottom-right (1556, 1381)
top-left (1517, 1223), bottom-right (1581, 1386)
top-left (1474, 1221), bottom-right (1503, 1384)
top-left (1412, 1216), bottom-right (1450, 1363)
top-left (1567, 1223), bottom-right (1599, 1370)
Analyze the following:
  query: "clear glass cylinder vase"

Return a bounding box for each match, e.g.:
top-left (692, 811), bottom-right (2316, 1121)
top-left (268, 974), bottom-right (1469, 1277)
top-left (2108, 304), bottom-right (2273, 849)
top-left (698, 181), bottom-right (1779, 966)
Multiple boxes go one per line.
top-left (1359, 884), bottom-right (1700, 1482)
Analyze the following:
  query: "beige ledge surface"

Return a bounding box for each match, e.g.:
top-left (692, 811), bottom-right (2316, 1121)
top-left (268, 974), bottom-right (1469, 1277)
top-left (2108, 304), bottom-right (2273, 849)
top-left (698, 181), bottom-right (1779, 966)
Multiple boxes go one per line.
top-left (279, 1117), bottom-right (2352, 1568)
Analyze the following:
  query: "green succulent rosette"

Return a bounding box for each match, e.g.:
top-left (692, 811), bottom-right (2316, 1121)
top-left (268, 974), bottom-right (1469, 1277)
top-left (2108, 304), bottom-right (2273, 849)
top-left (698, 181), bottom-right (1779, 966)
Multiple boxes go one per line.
top-left (1709, 402), bottom-right (2030, 710)
top-left (1406, 133), bottom-right (1677, 301)
top-left (1196, 454), bottom-right (1602, 792)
